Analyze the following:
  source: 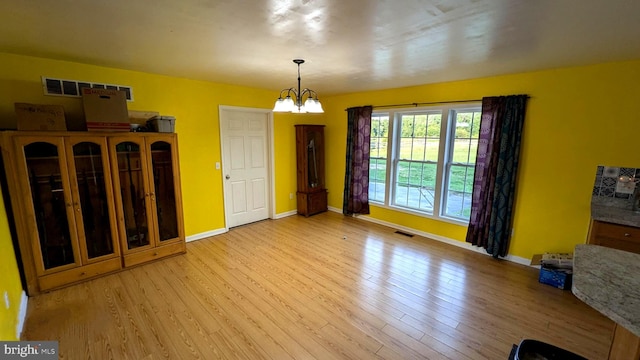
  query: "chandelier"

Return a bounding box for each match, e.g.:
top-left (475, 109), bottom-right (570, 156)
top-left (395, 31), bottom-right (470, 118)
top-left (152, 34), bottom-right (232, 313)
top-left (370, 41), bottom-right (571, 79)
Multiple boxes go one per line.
top-left (273, 59), bottom-right (324, 113)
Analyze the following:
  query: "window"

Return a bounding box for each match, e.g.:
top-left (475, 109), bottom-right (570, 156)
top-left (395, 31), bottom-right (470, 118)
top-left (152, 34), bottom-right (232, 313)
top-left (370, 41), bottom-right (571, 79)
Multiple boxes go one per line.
top-left (42, 76), bottom-right (134, 101)
top-left (369, 114), bottom-right (389, 203)
top-left (368, 104), bottom-right (481, 222)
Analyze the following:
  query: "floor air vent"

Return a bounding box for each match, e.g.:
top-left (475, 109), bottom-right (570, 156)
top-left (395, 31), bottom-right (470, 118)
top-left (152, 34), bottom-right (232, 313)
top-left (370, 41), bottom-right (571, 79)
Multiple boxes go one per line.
top-left (394, 230), bottom-right (414, 237)
top-left (42, 76), bottom-right (133, 101)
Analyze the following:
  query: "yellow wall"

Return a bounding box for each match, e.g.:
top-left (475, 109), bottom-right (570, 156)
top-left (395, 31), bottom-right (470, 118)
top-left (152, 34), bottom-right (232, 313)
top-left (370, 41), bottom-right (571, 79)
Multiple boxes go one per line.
top-left (0, 188), bottom-right (22, 340)
top-left (322, 59), bottom-right (640, 260)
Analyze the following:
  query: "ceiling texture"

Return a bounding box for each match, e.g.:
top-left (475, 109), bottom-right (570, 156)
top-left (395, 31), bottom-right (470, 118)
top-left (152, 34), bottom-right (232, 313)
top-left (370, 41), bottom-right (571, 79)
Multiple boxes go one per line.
top-left (1, 0), bottom-right (639, 96)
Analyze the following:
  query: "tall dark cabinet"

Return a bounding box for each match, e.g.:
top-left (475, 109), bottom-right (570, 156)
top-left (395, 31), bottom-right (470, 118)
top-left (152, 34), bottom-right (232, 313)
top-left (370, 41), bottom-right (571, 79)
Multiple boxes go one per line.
top-left (295, 125), bottom-right (327, 216)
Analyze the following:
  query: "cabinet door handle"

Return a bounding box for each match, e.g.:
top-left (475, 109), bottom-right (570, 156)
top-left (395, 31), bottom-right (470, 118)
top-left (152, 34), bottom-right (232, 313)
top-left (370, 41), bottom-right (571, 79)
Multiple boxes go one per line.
top-left (624, 233), bottom-right (631, 237)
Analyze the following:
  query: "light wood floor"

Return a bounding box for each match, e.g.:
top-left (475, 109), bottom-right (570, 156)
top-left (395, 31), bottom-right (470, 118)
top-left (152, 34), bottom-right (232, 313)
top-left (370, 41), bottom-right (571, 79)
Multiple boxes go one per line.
top-left (23, 212), bottom-right (613, 359)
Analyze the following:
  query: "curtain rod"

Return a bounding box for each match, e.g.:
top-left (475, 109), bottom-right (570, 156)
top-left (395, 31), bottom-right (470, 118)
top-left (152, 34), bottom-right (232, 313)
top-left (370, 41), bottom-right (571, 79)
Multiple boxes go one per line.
top-left (345, 96), bottom-right (530, 111)
top-left (345, 99), bottom-right (481, 111)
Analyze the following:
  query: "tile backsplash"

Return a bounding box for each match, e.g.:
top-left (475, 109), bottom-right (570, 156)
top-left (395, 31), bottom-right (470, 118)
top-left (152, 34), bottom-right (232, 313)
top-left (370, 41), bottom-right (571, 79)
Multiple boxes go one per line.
top-left (593, 165), bottom-right (640, 199)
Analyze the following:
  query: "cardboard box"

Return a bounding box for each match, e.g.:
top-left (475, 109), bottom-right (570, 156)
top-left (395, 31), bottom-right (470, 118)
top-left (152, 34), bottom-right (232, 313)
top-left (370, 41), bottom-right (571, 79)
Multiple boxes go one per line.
top-left (15, 103), bottom-right (67, 131)
top-left (539, 266), bottom-right (573, 290)
top-left (82, 88), bottom-right (129, 131)
top-left (128, 110), bottom-right (159, 125)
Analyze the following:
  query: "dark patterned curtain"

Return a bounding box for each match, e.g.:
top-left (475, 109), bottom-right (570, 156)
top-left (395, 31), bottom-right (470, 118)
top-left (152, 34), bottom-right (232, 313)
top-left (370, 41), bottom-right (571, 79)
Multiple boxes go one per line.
top-left (343, 106), bottom-right (373, 215)
top-left (466, 95), bottom-right (528, 258)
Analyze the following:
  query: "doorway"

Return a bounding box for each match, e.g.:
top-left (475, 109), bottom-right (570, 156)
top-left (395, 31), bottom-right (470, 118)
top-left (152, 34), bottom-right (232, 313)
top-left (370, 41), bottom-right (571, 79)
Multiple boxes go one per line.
top-left (219, 106), bottom-right (274, 228)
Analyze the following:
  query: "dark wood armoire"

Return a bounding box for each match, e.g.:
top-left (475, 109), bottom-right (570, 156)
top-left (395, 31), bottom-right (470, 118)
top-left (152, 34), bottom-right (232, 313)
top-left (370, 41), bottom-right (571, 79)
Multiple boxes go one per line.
top-left (295, 125), bottom-right (328, 216)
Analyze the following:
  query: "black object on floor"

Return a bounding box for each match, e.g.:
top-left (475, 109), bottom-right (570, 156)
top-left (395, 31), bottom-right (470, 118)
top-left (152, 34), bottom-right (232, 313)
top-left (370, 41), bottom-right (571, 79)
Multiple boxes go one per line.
top-left (514, 339), bottom-right (587, 360)
top-left (508, 344), bottom-right (518, 360)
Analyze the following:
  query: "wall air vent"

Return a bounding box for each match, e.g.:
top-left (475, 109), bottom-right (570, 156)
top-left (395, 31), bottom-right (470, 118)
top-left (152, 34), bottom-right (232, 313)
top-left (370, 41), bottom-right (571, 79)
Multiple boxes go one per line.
top-left (41, 76), bottom-right (133, 101)
top-left (394, 230), bottom-right (414, 237)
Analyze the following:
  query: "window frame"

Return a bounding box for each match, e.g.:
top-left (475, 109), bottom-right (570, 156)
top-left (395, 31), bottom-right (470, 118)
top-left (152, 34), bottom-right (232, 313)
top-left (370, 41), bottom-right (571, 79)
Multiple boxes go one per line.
top-left (368, 103), bottom-right (481, 225)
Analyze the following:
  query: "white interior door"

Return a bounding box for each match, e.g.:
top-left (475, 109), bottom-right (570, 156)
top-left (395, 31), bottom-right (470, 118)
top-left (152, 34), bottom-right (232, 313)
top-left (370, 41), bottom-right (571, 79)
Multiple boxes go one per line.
top-left (220, 107), bottom-right (272, 228)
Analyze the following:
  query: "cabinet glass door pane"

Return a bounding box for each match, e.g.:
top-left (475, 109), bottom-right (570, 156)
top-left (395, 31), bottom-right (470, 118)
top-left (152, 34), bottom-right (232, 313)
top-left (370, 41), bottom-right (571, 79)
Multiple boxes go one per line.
top-left (307, 131), bottom-right (320, 189)
top-left (150, 141), bottom-right (179, 241)
top-left (115, 142), bottom-right (150, 249)
top-left (25, 142), bottom-right (74, 269)
top-left (73, 142), bottom-right (114, 259)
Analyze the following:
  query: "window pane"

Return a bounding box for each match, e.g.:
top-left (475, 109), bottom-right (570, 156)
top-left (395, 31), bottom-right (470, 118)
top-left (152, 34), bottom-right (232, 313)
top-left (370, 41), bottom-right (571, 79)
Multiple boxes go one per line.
top-left (444, 109), bottom-right (481, 220)
top-left (369, 114), bottom-right (389, 203)
top-left (396, 160), bottom-right (410, 185)
top-left (454, 112), bottom-right (473, 138)
top-left (453, 139), bottom-right (472, 163)
top-left (408, 162), bottom-right (422, 186)
top-left (411, 138), bottom-right (425, 161)
top-left (421, 163), bottom-right (437, 190)
top-left (468, 139), bottom-right (478, 163)
top-left (393, 111), bottom-right (442, 214)
top-left (445, 165), bottom-right (474, 219)
top-left (425, 139), bottom-right (439, 162)
top-left (426, 114), bottom-right (442, 136)
top-left (399, 138), bottom-right (413, 160)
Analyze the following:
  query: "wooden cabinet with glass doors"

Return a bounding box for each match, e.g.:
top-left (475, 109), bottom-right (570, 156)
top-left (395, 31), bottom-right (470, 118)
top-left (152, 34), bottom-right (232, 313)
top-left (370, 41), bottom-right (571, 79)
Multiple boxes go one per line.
top-left (0, 131), bottom-right (185, 295)
top-left (108, 134), bottom-right (185, 268)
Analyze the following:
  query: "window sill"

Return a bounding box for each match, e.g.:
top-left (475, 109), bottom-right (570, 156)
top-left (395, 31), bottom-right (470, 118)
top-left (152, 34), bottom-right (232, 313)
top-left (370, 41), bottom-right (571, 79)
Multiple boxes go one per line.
top-left (369, 202), bottom-right (469, 227)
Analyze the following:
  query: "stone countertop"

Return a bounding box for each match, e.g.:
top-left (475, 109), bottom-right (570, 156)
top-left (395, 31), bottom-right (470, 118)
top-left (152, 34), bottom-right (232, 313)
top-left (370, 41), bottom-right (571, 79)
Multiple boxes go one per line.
top-left (572, 244), bottom-right (640, 337)
top-left (591, 196), bottom-right (640, 227)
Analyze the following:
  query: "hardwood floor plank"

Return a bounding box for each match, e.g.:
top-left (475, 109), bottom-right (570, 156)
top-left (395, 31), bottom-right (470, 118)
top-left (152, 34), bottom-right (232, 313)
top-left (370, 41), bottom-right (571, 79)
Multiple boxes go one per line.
top-left (22, 212), bottom-right (613, 359)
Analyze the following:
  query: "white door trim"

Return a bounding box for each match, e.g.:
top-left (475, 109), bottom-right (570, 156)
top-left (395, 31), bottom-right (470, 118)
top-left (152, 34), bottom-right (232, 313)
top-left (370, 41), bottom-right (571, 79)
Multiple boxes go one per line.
top-left (218, 105), bottom-right (275, 231)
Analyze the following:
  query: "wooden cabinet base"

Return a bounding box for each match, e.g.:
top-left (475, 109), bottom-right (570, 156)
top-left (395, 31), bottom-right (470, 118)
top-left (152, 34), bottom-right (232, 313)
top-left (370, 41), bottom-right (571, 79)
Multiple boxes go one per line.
top-left (38, 257), bottom-right (122, 292)
top-left (123, 242), bottom-right (186, 268)
top-left (297, 190), bottom-right (327, 217)
top-left (609, 323), bottom-right (640, 360)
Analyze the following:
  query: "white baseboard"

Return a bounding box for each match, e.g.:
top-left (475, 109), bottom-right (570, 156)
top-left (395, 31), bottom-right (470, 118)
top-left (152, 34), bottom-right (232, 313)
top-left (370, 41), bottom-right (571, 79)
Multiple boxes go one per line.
top-left (186, 211), bottom-right (297, 242)
top-left (186, 228), bottom-right (227, 242)
top-left (349, 213), bottom-right (531, 267)
top-left (328, 206), bottom-right (341, 213)
top-left (17, 290), bottom-right (27, 339)
top-left (273, 210), bottom-right (297, 219)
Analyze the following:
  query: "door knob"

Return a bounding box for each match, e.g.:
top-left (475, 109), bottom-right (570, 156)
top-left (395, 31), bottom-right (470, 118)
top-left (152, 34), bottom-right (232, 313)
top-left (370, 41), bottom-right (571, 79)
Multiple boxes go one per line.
top-left (225, 175), bottom-right (230, 180)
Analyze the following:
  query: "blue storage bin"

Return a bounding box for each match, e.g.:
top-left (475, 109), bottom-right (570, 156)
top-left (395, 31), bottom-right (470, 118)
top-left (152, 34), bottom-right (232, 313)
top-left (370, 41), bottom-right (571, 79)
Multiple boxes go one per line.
top-left (539, 266), bottom-right (572, 290)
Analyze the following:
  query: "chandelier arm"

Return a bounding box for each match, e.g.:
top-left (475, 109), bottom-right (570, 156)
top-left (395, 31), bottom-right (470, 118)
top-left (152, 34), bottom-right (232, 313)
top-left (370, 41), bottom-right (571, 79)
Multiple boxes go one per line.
top-left (301, 89), bottom-right (319, 100)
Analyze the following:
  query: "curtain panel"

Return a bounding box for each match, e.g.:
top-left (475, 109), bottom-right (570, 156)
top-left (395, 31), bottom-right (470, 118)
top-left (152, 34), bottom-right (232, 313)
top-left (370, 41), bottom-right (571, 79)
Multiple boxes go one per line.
top-left (343, 106), bottom-right (373, 215)
top-left (466, 95), bottom-right (528, 258)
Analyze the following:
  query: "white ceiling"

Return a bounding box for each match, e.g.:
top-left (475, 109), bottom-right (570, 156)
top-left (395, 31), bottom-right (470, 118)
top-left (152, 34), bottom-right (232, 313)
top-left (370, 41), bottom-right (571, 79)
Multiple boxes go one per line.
top-left (1, 0), bottom-right (639, 96)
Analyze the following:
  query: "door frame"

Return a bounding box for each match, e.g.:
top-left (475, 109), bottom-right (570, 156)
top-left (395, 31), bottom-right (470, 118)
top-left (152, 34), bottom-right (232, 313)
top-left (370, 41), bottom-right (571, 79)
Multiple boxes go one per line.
top-left (218, 105), bottom-right (275, 231)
